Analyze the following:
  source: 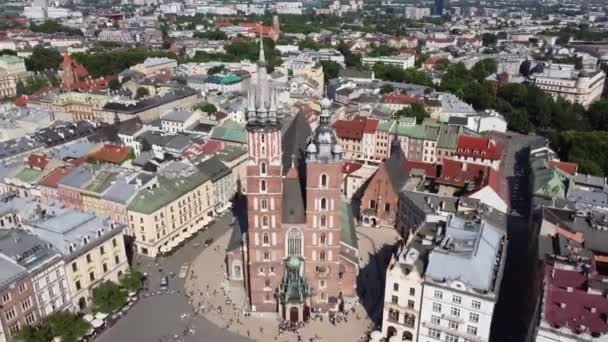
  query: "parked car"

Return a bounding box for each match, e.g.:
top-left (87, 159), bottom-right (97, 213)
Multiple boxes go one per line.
top-left (204, 238), bottom-right (214, 247)
top-left (160, 275), bottom-right (169, 291)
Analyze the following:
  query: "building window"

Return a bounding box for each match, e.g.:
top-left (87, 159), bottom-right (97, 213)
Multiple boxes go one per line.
top-left (71, 262), bottom-right (78, 272)
top-left (25, 312), bottom-right (36, 325)
top-left (320, 233), bottom-right (327, 245)
top-left (391, 295), bottom-right (398, 305)
top-left (89, 272), bottom-right (95, 281)
top-left (8, 322), bottom-right (19, 335)
top-left (434, 290), bottom-right (443, 300)
top-left (407, 300), bottom-right (414, 309)
top-left (320, 174), bottom-right (328, 188)
top-left (432, 302), bottom-right (442, 313)
top-left (467, 325), bottom-right (477, 336)
top-left (263, 251), bottom-right (270, 261)
top-left (471, 300), bottom-right (481, 310)
top-left (320, 198), bottom-right (327, 210)
top-left (115, 255), bottom-right (120, 265)
top-left (370, 200), bottom-right (376, 209)
top-left (261, 162), bottom-right (267, 175)
top-left (75, 281), bottom-right (81, 291)
top-left (21, 298), bottom-right (32, 311)
top-left (319, 250), bottom-right (326, 261)
top-left (385, 203), bottom-right (390, 212)
top-left (264, 279), bottom-right (270, 287)
top-left (112, 238), bottom-right (118, 247)
top-left (102, 263), bottom-right (108, 273)
top-left (320, 215), bottom-right (327, 227)
top-left (428, 328), bottom-right (441, 339)
top-left (261, 199), bottom-right (267, 210)
top-left (4, 306), bottom-right (16, 321)
top-left (388, 308), bottom-right (399, 322)
top-left (100, 246), bottom-right (105, 255)
top-left (450, 307), bottom-right (460, 317)
top-left (86, 254), bottom-right (92, 263)
top-left (445, 333), bottom-right (458, 342)
top-left (262, 215), bottom-right (269, 228)
top-left (19, 283), bottom-right (27, 293)
top-left (2, 293), bottom-right (10, 303)
top-left (431, 315), bottom-right (440, 325)
top-left (448, 321), bottom-right (458, 330)
top-left (260, 180), bottom-right (267, 192)
top-left (452, 295), bottom-right (462, 304)
top-left (393, 283), bottom-right (399, 292)
top-left (409, 287), bottom-right (415, 296)
top-left (469, 312), bottom-right (479, 323)
top-left (287, 228), bottom-right (303, 256)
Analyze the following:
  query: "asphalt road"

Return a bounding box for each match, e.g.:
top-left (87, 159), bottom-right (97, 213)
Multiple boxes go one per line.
top-left (96, 212), bottom-right (250, 342)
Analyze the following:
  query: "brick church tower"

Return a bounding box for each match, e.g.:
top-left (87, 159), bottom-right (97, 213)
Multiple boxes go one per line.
top-left (234, 36), bottom-right (359, 321)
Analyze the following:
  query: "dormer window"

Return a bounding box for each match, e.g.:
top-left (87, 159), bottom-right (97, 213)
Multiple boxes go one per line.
top-left (83, 236), bottom-right (89, 245)
top-left (68, 244), bottom-right (75, 253)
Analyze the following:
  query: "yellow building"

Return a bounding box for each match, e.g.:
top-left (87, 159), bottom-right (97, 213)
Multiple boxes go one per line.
top-left (27, 210), bottom-right (129, 311)
top-left (127, 169), bottom-right (215, 257)
top-left (52, 91), bottom-right (111, 122)
top-left (0, 55), bottom-right (28, 98)
top-left (129, 57), bottom-right (177, 75)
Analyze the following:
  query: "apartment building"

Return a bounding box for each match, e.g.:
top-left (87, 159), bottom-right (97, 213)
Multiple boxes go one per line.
top-left (25, 208), bottom-right (129, 311)
top-left (362, 54), bottom-right (416, 70)
top-left (0, 55), bottom-right (27, 98)
top-left (382, 209), bottom-right (508, 342)
top-left (532, 64), bottom-right (606, 108)
top-left (127, 163), bottom-right (214, 257)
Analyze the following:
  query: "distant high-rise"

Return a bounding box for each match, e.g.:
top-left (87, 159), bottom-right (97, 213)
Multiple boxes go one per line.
top-left (433, 0), bottom-right (446, 16)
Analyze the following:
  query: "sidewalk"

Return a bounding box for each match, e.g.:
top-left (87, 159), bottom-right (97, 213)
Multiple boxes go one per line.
top-left (184, 231), bottom-right (376, 342)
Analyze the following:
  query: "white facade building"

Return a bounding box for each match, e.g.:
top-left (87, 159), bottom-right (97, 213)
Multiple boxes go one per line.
top-left (532, 64), bottom-right (606, 108)
top-left (362, 54), bottom-right (416, 70)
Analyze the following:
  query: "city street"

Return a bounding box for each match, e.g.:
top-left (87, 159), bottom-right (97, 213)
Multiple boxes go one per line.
top-left (96, 213), bottom-right (250, 342)
top-left (485, 131), bottom-right (545, 342)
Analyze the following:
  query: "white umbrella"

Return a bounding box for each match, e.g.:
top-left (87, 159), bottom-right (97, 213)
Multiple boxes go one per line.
top-left (91, 319), bottom-right (104, 328)
top-left (83, 314), bottom-right (94, 323)
top-left (95, 312), bottom-right (108, 320)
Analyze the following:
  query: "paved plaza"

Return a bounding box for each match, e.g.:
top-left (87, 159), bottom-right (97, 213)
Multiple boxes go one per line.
top-left (95, 207), bottom-right (400, 342)
top-left (185, 224), bottom-right (400, 342)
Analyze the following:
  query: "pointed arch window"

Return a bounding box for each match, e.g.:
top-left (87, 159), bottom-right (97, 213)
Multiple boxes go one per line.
top-left (320, 215), bottom-right (327, 227)
top-left (287, 228), bottom-right (303, 256)
top-left (262, 232), bottom-right (270, 245)
top-left (320, 174), bottom-right (328, 188)
top-left (262, 215), bottom-right (269, 228)
top-left (320, 198), bottom-right (327, 210)
top-left (319, 250), bottom-right (326, 262)
top-left (261, 199), bottom-right (268, 210)
top-left (261, 162), bottom-right (267, 175)
top-left (260, 180), bottom-right (267, 193)
top-left (320, 233), bottom-right (327, 246)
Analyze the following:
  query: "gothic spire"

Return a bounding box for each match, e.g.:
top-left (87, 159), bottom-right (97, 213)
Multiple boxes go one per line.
top-left (258, 31), bottom-right (266, 64)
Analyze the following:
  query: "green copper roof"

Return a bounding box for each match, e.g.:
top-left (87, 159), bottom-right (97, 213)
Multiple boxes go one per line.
top-left (531, 158), bottom-right (572, 200)
top-left (279, 256), bottom-right (310, 303)
top-left (221, 74), bottom-right (241, 84)
top-left (340, 203), bottom-right (358, 248)
top-left (15, 168), bottom-right (42, 183)
top-left (210, 120), bottom-right (247, 144)
top-left (128, 171), bottom-right (211, 214)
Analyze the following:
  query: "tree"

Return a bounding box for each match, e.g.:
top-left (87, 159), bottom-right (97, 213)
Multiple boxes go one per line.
top-left (47, 311), bottom-right (90, 342)
top-left (139, 138), bottom-right (152, 152)
top-left (380, 83), bottom-right (395, 94)
top-left (320, 61), bottom-right (341, 83)
top-left (471, 58), bottom-right (497, 81)
top-left (586, 100), bottom-right (608, 131)
top-left (207, 65), bottom-right (225, 75)
top-left (481, 33), bottom-right (497, 46)
top-left (109, 79), bottom-right (121, 90)
top-left (394, 103), bottom-right (430, 124)
top-left (197, 103), bottom-right (217, 113)
top-left (92, 280), bottom-right (127, 313)
top-left (135, 87), bottom-right (150, 99)
top-left (18, 324), bottom-right (53, 342)
top-left (519, 60), bottom-right (532, 77)
top-left (25, 46), bottom-right (62, 71)
top-left (119, 270), bottom-right (145, 292)
top-left (16, 80), bottom-right (25, 96)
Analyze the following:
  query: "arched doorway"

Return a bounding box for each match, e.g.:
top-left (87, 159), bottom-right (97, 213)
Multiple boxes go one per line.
top-left (78, 297), bottom-right (86, 310)
top-left (387, 326), bottom-right (397, 338)
top-left (371, 218), bottom-right (377, 227)
top-left (289, 307), bottom-right (299, 322)
top-left (303, 305), bottom-right (310, 321)
top-left (402, 331), bottom-right (413, 341)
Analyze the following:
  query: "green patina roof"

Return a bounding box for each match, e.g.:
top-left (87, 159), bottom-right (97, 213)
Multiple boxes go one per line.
top-left (128, 171), bottom-right (211, 214)
top-left (377, 120), bottom-right (430, 140)
top-left (85, 171), bottom-right (117, 194)
top-left (531, 158), bottom-right (572, 200)
top-left (15, 168), bottom-right (42, 183)
top-left (0, 55), bottom-right (24, 65)
top-left (210, 120), bottom-right (247, 144)
top-left (221, 74), bottom-right (241, 85)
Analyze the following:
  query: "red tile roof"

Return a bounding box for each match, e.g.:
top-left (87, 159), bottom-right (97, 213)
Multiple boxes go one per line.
top-left (424, 55), bottom-right (444, 65)
top-left (342, 162), bottom-right (363, 175)
top-left (382, 94), bottom-right (421, 105)
top-left (26, 154), bottom-right (49, 169)
top-left (38, 165), bottom-right (74, 188)
top-left (455, 136), bottom-right (504, 160)
top-left (333, 119), bottom-right (366, 141)
top-left (239, 23), bottom-right (277, 36)
top-left (549, 160), bottom-right (578, 176)
top-left (363, 118), bottom-right (379, 133)
top-left (437, 159), bottom-right (489, 189)
top-left (404, 160), bottom-right (438, 178)
top-left (544, 260), bottom-right (608, 336)
top-left (90, 144), bottom-right (130, 164)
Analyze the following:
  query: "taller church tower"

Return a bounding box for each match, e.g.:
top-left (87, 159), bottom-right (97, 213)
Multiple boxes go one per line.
top-left (245, 37), bottom-right (285, 312)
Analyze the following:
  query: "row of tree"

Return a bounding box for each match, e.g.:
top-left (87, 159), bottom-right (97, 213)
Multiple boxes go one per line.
top-left (18, 270), bottom-right (144, 342)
